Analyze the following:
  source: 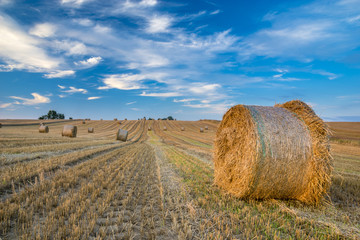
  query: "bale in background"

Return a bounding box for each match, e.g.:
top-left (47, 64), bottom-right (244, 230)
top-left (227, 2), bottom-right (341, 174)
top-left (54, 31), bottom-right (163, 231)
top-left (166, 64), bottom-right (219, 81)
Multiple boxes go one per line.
top-left (200, 128), bottom-right (204, 133)
top-left (116, 129), bottom-right (128, 141)
top-left (88, 127), bottom-right (94, 133)
top-left (62, 125), bottom-right (77, 138)
top-left (82, 120), bottom-right (86, 124)
top-left (205, 126), bottom-right (209, 130)
top-left (181, 127), bottom-right (185, 131)
top-left (114, 118), bottom-right (118, 121)
top-left (214, 100), bottom-right (332, 204)
top-left (39, 125), bottom-right (49, 133)
top-left (0, 123), bottom-right (2, 128)
top-left (163, 126), bottom-right (167, 131)
top-left (148, 127), bottom-right (152, 131)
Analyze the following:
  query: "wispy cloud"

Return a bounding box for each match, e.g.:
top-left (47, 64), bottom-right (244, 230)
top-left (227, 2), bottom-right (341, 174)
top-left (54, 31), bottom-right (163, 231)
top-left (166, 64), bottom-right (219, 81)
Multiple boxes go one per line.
top-left (63, 86), bottom-right (88, 94)
top-left (0, 102), bottom-right (13, 108)
top-left (29, 23), bottom-right (56, 38)
top-left (87, 96), bottom-right (101, 100)
top-left (140, 91), bottom-right (182, 97)
top-left (61, 0), bottom-right (93, 7)
top-left (146, 15), bottom-right (173, 33)
top-left (10, 93), bottom-right (50, 105)
top-left (74, 56), bottom-right (102, 68)
top-left (43, 70), bottom-right (75, 78)
top-left (0, 13), bottom-right (60, 71)
top-left (126, 101), bottom-right (137, 105)
top-left (98, 73), bottom-right (166, 90)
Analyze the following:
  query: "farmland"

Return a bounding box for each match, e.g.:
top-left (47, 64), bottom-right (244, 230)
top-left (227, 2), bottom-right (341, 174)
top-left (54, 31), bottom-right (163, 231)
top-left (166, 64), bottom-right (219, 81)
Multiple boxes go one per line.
top-left (0, 119), bottom-right (359, 239)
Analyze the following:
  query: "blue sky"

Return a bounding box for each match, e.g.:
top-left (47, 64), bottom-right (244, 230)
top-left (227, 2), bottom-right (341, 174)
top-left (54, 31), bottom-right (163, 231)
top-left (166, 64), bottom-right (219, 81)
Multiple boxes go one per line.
top-left (0, 0), bottom-right (359, 121)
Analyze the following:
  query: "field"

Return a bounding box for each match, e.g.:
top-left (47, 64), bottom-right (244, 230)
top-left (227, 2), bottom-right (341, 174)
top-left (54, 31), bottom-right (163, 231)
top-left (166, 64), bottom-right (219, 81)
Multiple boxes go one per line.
top-left (0, 119), bottom-right (359, 239)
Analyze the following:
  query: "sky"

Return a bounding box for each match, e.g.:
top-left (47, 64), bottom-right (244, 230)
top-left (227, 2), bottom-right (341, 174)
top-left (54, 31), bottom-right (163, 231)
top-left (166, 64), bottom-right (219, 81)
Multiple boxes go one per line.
top-left (0, 0), bottom-right (359, 121)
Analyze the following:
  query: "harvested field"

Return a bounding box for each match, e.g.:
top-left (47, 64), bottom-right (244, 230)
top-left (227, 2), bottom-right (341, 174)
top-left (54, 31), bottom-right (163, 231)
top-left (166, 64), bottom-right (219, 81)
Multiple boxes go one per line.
top-left (0, 119), bottom-right (359, 239)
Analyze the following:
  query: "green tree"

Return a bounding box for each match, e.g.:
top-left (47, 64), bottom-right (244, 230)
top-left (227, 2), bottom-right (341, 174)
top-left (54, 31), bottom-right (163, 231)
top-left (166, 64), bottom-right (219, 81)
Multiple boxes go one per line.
top-left (38, 110), bottom-right (65, 120)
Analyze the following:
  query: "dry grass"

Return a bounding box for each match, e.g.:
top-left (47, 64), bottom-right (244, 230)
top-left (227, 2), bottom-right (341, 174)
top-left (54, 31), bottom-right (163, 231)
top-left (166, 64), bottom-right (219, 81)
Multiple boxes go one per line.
top-left (0, 119), bottom-right (358, 239)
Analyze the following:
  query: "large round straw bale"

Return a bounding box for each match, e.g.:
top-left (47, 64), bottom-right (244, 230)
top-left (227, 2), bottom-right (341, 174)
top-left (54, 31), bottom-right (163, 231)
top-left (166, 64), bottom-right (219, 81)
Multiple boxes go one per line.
top-left (214, 100), bottom-right (332, 204)
top-left (88, 127), bottom-right (94, 133)
top-left (39, 125), bottom-right (49, 133)
top-left (200, 128), bottom-right (204, 133)
top-left (205, 126), bottom-right (209, 130)
top-left (148, 126), bottom-right (152, 131)
top-left (163, 126), bottom-right (167, 131)
top-left (62, 125), bottom-right (77, 138)
top-left (116, 129), bottom-right (128, 141)
top-left (181, 127), bottom-right (185, 131)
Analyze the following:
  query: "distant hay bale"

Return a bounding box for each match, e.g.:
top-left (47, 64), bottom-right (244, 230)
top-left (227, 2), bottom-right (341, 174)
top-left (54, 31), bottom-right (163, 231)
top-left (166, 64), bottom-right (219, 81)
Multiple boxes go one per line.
top-left (114, 118), bottom-right (118, 121)
top-left (88, 127), bottom-right (94, 133)
top-left (39, 125), bottom-right (49, 133)
top-left (124, 118), bottom-right (127, 121)
top-left (205, 126), bottom-right (209, 130)
top-left (181, 127), bottom-right (185, 131)
top-left (148, 126), bottom-right (152, 131)
top-left (118, 121), bottom-right (121, 125)
top-left (200, 128), bottom-right (204, 133)
top-left (163, 126), bottom-right (167, 131)
top-left (100, 118), bottom-right (103, 121)
top-left (62, 125), bottom-right (77, 138)
top-left (82, 120), bottom-right (86, 124)
top-left (116, 129), bottom-right (128, 142)
top-left (0, 123), bottom-right (2, 128)
top-left (214, 100), bottom-right (332, 204)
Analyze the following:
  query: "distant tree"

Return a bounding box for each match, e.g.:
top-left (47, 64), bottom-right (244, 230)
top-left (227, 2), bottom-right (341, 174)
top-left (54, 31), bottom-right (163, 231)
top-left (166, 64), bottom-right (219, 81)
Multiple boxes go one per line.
top-left (148, 117), bottom-right (153, 120)
top-left (167, 116), bottom-right (174, 120)
top-left (69, 117), bottom-right (73, 120)
top-left (38, 110), bottom-right (65, 120)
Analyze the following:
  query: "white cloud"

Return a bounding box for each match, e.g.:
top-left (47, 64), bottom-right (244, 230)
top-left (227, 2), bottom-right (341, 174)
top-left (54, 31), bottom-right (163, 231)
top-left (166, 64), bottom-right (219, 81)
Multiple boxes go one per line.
top-left (98, 73), bottom-right (166, 90)
top-left (63, 86), bottom-right (88, 94)
top-left (127, 50), bottom-right (169, 68)
top-left (0, 0), bottom-right (12, 6)
top-left (173, 98), bottom-right (197, 103)
top-left (188, 83), bottom-right (221, 94)
top-left (10, 93), bottom-right (50, 105)
top-left (210, 9), bottom-right (220, 15)
top-left (126, 101), bottom-right (136, 105)
top-left (43, 70), bottom-right (75, 78)
top-left (61, 0), bottom-right (93, 7)
top-left (0, 102), bottom-right (12, 108)
top-left (54, 40), bottom-right (88, 55)
top-left (0, 13), bottom-right (60, 71)
top-left (140, 0), bottom-right (157, 6)
top-left (58, 84), bottom-right (66, 89)
top-left (0, 64), bottom-right (14, 72)
top-left (74, 56), bottom-right (102, 68)
top-left (88, 96), bottom-right (101, 100)
top-left (29, 23), bottom-right (56, 38)
top-left (73, 18), bottom-right (93, 27)
top-left (131, 108), bottom-right (140, 111)
top-left (140, 91), bottom-right (182, 97)
top-left (94, 24), bottom-right (111, 34)
top-left (146, 15), bottom-right (172, 33)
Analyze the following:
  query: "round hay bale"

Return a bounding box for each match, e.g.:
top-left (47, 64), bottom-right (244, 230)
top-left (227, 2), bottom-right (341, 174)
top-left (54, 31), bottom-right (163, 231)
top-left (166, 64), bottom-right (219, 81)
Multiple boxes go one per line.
top-left (88, 127), bottom-right (94, 133)
top-left (0, 123), bottom-right (2, 128)
top-left (62, 125), bottom-right (77, 138)
top-left (181, 127), bottom-right (185, 131)
top-left (124, 118), bottom-right (127, 121)
top-left (114, 118), bottom-right (118, 121)
top-left (82, 120), bottom-right (86, 124)
top-left (116, 129), bottom-right (128, 142)
top-left (214, 100), bottom-right (332, 204)
top-left (205, 126), bottom-right (209, 130)
top-left (148, 126), bottom-right (152, 131)
top-left (39, 125), bottom-right (49, 133)
top-left (200, 128), bottom-right (204, 133)
top-left (163, 126), bottom-right (167, 131)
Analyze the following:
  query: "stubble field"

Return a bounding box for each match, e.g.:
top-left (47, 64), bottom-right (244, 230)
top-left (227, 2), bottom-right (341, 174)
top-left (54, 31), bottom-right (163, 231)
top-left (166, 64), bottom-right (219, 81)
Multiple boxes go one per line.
top-left (0, 119), bottom-right (359, 239)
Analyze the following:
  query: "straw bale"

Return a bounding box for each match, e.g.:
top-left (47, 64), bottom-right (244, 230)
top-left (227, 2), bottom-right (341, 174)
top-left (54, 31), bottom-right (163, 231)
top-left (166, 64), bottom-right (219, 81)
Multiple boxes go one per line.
top-left (200, 128), bottom-right (204, 133)
top-left (116, 129), bottom-right (128, 141)
top-left (163, 126), bottom-right (167, 131)
top-left (148, 127), bottom-right (152, 131)
top-left (39, 125), bottom-right (49, 133)
top-left (181, 127), bottom-right (185, 131)
top-left (88, 127), bottom-right (94, 133)
top-left (114, 118), bottom-right (118, 121)
top-left (205, 126), bottom-right (209, 130)
top-left (82, 120), bottom-right (86, 124)
top-left (214, 100), bottom-right (331, 204)
top-left (62, 125), bottom-right (77, 138)
top-left (0, 123), bottom-right (2, 128)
